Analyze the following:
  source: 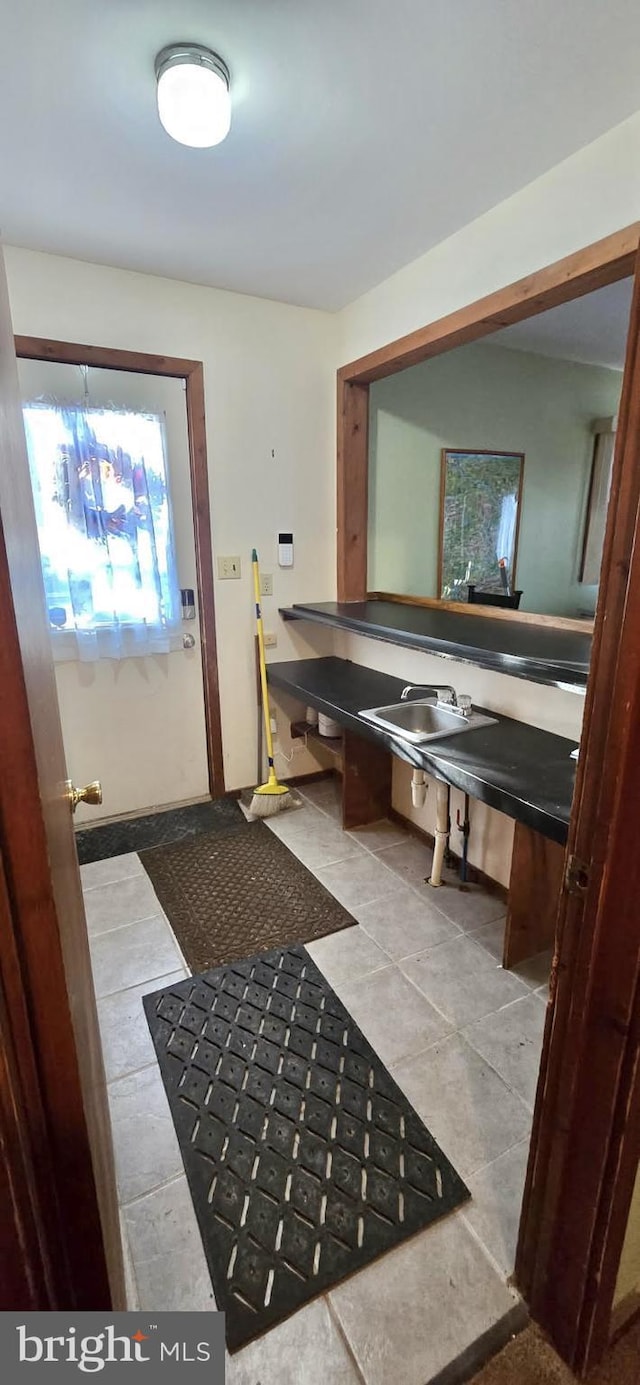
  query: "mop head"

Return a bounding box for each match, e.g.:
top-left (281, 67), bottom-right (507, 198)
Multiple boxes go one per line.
top-left (248, 780), bottom-right (292, 819)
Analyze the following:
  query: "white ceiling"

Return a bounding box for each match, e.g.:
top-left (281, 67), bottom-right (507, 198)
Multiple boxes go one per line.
top-left (2, 1), bottom-right (640, 310)
top-left (492, 277), bottom-right (634, 369)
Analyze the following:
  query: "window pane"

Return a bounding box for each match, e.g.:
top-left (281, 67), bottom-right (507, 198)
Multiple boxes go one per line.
top-left (22, 404), bottom-right (179, 635)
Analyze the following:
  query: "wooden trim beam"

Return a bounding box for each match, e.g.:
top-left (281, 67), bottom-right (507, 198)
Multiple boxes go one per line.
top-left (340, 223), bottom-right (640, 385)
top-left (337, 377), bottom-right (369, 601)
top-left (368, 591), bottom-right (594, 633)
top-left (336, 223), bottom-right (639, 607)
top-left (14, 336), bottom-right (225, 797)
top-left (14, 337), bottom-right (202, 379)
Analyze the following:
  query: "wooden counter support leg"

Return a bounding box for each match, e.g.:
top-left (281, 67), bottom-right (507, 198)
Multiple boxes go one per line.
top-left (504, 821), bottom-right (566, 969)
top-left (341, 730), bottom-right (392, 829)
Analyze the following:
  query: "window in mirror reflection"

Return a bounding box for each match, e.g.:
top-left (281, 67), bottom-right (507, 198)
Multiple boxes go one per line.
top-left (439, 449), bottom-right (524, 607)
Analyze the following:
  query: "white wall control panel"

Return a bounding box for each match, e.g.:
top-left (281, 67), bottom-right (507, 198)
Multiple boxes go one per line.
top-left (278, 532), bottom-right (294, 567)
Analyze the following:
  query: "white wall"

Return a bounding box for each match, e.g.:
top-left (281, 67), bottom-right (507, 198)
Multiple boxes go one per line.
top-left (339, 110), bottom-right (640, 362)
top-left (5, 247), bottom-right (340, 798)
top-left (369, 342), bottom-right (622, 616)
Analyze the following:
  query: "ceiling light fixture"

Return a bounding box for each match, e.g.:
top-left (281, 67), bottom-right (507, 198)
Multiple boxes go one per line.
top-left (155, 43), bottom-right (231, 148)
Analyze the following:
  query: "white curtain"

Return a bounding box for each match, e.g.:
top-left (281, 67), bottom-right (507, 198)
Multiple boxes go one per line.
top-left (23, 403), bottom-right (180, 661)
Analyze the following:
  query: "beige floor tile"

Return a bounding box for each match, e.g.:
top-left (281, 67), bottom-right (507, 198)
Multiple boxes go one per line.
top-left (265, 802), bottom-right (327, 837)
top-left (84, 873), bottom-right (161, 937)
top-left (401, 935), bottom-right (528, 1028)
top-left (109, 1063), bottom-right (183, 1205)
top-left (347, 819), bottom-right (407, 852)
top-left (98, 970), bottom-right (187, 1083)
top-left (354, 886), bottom-right (461, 960)
top-left (394, 1033), bottom-right (531, 1178)
top-left (330, 1214), bottom-right (517, 1385)
top-left (463, 1139), bottom-right (530, 1278)
top-left (227, 1299), bottom-right (361, 1384)
top-left (512, 949), bottom-right (553, 991)
top-left (91, 915), bottom-right (184, 999)
top-left (80, 852), bottom-right (144, 890)
top-left (457, 920), bottom-right (551, 995)
top-left (467, 917), bottom-right (505, 963)
top-left (374, 837), bottom-right (434, 888)
top-left (300, 778), bottom-right (342, 822)
top-left (422, 880), bottom-right (506, 932)
top-left (124, 1176), bottom-right (216, 1311)
top-left (306, 925), bottom-right (390, 986)
top-left (463, 994), bottom-right (546, 1109)
top-left (271, 816), bottom-right (365, 870)
top-left (314, 854), bottom-right (403, 911)
top-left (333, 964), bottom-right (451, 1067)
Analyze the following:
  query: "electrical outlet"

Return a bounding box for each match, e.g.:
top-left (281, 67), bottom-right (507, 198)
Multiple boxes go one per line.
top-left (260, 573), bottom-right (273, 596)
top-left (217, 555), bottom-right (241, 580)
top-left (263, 632), bottom-right (277, 648)
top-left (270, 716), bottom-right (277, 734)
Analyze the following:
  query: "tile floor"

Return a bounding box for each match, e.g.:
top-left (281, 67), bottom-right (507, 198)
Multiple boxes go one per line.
top-left (83, 778), bottom-right (552, 1384)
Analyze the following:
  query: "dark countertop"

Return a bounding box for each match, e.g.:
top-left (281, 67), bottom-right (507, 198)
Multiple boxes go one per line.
top-left (268, 656), bottom-right (577, 845)
top-left (280, 599), bottom-right (590, 689)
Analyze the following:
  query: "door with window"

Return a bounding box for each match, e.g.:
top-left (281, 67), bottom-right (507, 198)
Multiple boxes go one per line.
top-left (17, 359), bottom-right (213, 824)
top-left (0, 250), bottom-right (120, 1306)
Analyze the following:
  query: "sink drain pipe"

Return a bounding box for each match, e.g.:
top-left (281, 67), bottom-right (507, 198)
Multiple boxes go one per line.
top-left (429, 779), bottom-right (450, 887)
top-left (411, 768), bottom-right (427, 808)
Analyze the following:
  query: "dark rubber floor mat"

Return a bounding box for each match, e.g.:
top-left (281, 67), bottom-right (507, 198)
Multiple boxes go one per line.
top-left (139, 822), bottom-right (356, 972)
top-left (75, 797), bottom-right (245, 864)
top-left (144, 945), bottom-right (469, 1353)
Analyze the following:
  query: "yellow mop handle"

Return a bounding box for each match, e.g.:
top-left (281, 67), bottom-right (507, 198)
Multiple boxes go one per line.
top-left (252, 550), bottom-right (276, 772)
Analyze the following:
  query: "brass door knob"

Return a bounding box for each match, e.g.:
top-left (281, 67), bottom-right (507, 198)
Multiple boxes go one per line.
top-left (66, 779), bottom-right (103, 814)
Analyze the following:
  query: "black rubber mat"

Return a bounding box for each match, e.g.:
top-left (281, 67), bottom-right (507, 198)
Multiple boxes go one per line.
top-left (75, 797), bottom-right (245, 864)
top-left (139, 823), bottom-right (356, 972)
top-left (144, 945), bottom-right (469, 1352)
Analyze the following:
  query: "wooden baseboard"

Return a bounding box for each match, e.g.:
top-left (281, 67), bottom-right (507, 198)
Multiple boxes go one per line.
top-left (278, 769), bottom-right (336, 789)
top-left (388, 806), bottom-right (508, 902)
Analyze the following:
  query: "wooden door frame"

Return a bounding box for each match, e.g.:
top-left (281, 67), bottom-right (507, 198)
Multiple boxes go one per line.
top-left (337, 221), bottom-right (640, 607)
top-left (336, 224), bottom-right (640, 1375)
top-left (14, 336), bottom-right (225, 797)
top-left (517, 245), bottom-right (640, 1374)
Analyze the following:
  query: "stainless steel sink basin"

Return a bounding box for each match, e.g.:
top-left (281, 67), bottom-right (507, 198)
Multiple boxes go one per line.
top-left (359, 698), bottom-right (498, 744)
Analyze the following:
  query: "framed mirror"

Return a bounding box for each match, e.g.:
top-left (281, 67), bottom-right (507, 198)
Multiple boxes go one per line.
top-left (438, 449), bottom-right (524, 607)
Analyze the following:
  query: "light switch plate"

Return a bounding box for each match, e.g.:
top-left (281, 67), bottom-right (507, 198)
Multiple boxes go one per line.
top-left (217, 555), bottom-right (241, 579)
top-left (260, 573), bottom-right (273, 596)
top-left (263, 632), bottom-right (277, 648)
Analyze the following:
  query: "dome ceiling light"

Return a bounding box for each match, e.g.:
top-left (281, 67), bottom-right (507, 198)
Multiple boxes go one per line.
top-left (155, 43), bottom-right (231, 148)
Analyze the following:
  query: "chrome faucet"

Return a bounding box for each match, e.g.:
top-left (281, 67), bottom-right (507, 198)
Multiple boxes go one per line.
top-left (400, 683), bottom-right (458, 706)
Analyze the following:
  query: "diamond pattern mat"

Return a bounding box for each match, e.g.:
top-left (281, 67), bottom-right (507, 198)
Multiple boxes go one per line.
top-left (144, 945), bottom-right (469, 1352)
top-left (140, 823), bottom-right (355, 972)
top-left (76, 797), bottom-right (246, 864)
